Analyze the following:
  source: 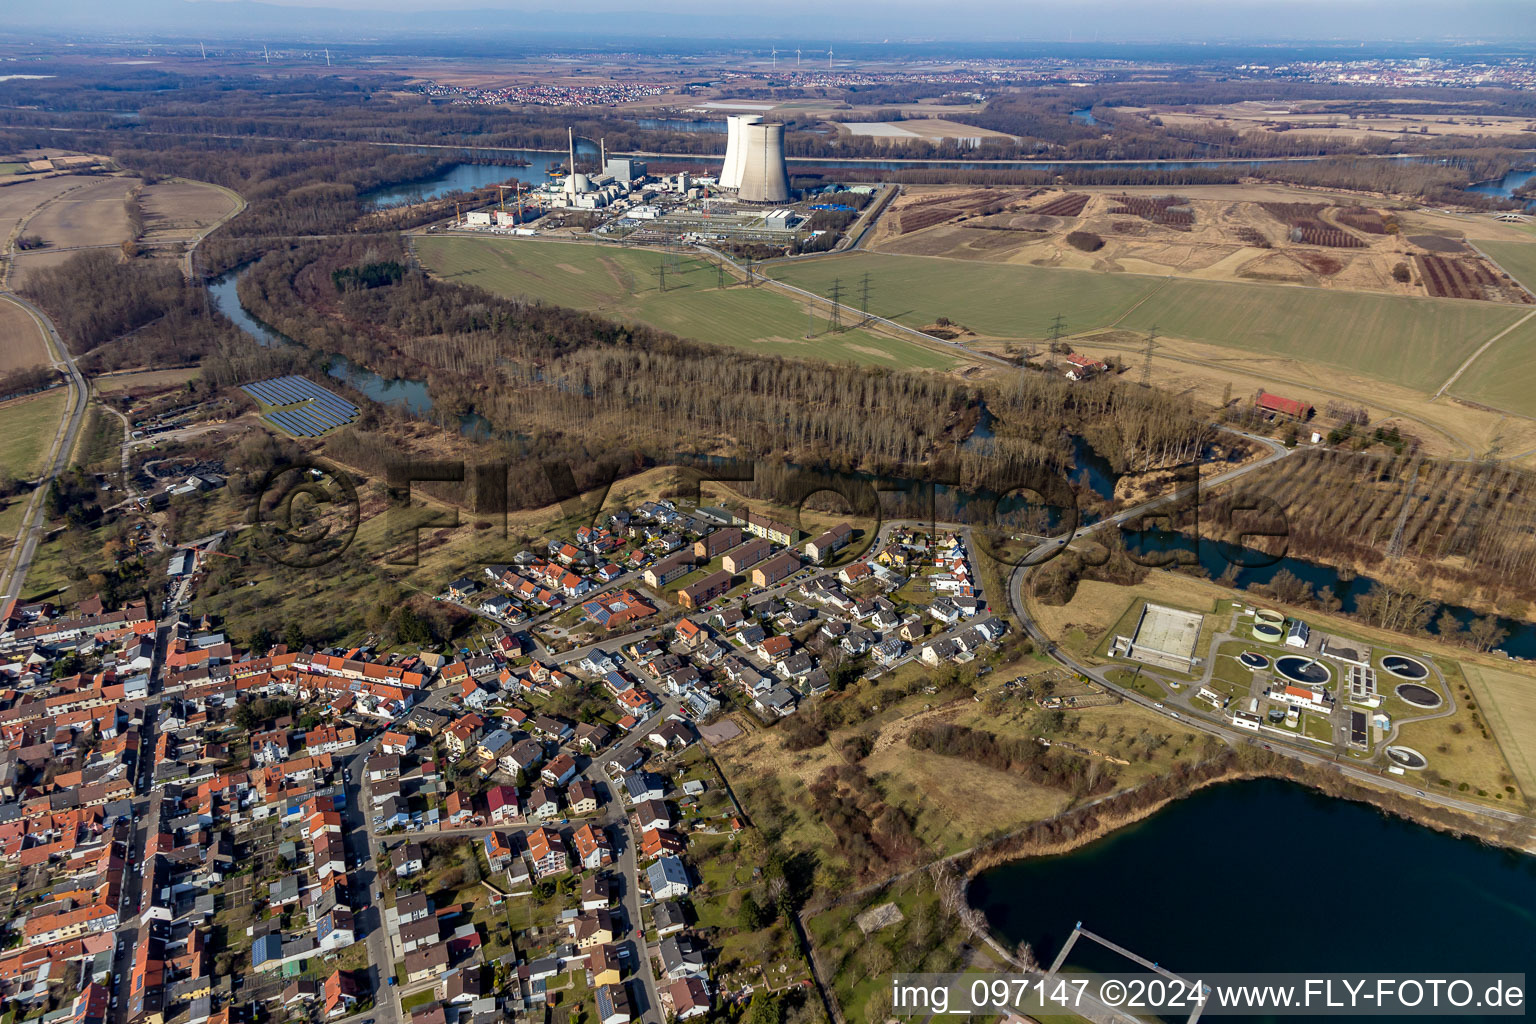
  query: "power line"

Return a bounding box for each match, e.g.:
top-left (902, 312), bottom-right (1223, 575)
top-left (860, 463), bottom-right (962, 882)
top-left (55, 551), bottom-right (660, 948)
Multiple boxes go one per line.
top-left (859, 272), bottom-right (871, 326)
top-left (1139, 326), bottom-right (1157, 388)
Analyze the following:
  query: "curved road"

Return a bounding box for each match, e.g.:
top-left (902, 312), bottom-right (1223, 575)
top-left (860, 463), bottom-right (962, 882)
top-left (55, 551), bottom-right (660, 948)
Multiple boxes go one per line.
top-left (0, 292), bottom-right (87, 604)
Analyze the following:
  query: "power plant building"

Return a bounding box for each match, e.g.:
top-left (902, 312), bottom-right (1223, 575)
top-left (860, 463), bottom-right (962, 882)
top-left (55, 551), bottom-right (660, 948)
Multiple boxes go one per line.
top-left (604, 157), bottom-right (647, 183)
top-left (735, 122), bottom-right (792, 204)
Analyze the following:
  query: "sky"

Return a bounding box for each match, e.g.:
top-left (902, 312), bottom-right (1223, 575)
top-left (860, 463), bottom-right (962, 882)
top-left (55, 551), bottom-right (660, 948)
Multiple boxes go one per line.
top-left (9, 0), bottom-right (1536, 43)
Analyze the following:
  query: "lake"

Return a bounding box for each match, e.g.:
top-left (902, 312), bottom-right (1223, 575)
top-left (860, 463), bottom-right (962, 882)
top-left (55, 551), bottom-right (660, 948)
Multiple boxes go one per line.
top-left (1468, 168), bottom-right (1536, 203)
top-left (364, 139), bottom-right (603, 206)
top-left (971, 778), bottom-right (1536, 1016)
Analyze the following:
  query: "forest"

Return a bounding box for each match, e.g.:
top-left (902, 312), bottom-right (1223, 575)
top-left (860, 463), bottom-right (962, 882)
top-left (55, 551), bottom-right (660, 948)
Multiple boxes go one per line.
top-left (228, 233), bottom-right (1219, 517)
top-left (3, 68), bottom-right (1532, 208)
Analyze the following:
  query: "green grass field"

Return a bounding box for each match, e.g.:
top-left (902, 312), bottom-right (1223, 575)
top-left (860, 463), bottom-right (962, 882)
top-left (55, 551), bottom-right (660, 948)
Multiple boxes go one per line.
top-left (1475, 239), bottom-right (1536, 295)
top-left (75, 403), bottom-right (122, 473)
top-left (0, 390), bottom-right (66, 481)
top-left (770, 251), bottom-right (1529, 392)
top-left (414, 235), bottom-right (961, 370)
top-left (0, 163), bottom-right (26, 176)
top-left (1445, 313), bottom-right (1536, 416)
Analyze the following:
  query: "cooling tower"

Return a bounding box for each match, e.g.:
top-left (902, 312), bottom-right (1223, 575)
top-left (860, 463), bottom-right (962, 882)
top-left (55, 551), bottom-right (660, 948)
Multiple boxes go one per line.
top-left (720, 113), bottom-right (763, 190)
top-left (737, 121), bottom-right (791, 204)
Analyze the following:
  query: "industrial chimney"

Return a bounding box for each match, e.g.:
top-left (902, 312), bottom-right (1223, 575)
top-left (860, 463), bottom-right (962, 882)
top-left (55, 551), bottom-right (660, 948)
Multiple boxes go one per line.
top-left (737, 121), bottom-right (791, 204)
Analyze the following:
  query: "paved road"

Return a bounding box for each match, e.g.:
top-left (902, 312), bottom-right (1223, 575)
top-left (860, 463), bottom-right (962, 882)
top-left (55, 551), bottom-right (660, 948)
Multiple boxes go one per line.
top-left (0, 292), bottom-right (88, 604)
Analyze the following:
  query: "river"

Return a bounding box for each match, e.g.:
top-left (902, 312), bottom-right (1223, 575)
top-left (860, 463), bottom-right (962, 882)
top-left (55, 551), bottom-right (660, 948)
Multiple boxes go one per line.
top-left (1123, 527), bottom-right (1536, 659)
top-left (970, 779), bottom-right (1535, 1019)
top-left (361, 150), bottom-right (1534, 206)
top-left (208, 265), bottom-right (502, 436)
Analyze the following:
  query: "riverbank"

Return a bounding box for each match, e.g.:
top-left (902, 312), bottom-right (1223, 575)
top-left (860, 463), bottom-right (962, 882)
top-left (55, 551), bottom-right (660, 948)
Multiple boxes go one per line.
top-left (961, 750), bottom-right (1533, 887)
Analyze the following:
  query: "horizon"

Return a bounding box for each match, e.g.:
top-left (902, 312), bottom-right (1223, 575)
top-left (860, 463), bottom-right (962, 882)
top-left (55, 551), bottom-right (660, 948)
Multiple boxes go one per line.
top-left (5, 0), bottom-right (1536, 45)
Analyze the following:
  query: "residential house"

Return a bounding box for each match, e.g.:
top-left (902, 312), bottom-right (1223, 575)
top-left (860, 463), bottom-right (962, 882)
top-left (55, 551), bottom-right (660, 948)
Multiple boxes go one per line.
top-left (804, 523), bottom-right (853, 563)
top-left (571, 908), bottom-right (615, 949)
top-left (752, 550), bottom-right (801, 589)
top-left (528, 786), bottom-right (561, 821)
top-left (541, 752), bottom-right (579, 787)
top-left (657, 935), bottom-right (707, 980)
top-left (526, 827), bottom-right (568, 877)
top-left (572, 823), bottom-right (613, 869)
top-left (633, 799), bottom-right (672, 833)
top-left (678, 570), bottom-right (732, 610)
top-left (581, 875), bottom-right (612, 911)
top-left (645, 856), bottom-right (691, 900)
top-left (667, 978), bottom-right (711, 1020)
top-left (643, 552), bottom-right (695, 589)
top-left (693, 526), bottom-right (742, 559)
top-left (567, 779), bottom-right (599, 815)
top-left (574, 721), bottom-right (611, 752)
top-left (444, 714), bottom-right (486, 758)
top-left (653, 900), bottom-right (687, 938)
top-left (404, 943), bottom-right (450, 984)
top-left (596, 983), bottom-right (633, 1024)
top-left (482, 831), bottom-right (516, 872)
top-left (486, 785), bottom-right (522, 824)
top-left (639, 828), bottom-right (687, 861)
top-left (393, 843), bottom-right (424, 878)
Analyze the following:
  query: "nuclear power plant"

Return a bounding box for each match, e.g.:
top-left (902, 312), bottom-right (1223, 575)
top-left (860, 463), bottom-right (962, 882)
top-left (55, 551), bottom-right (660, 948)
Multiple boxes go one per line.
top-left (455, 116), bottom-right (843, 249)
top-left (722, 117), bottom-right (791, 204)
top-left (719, 113), bottom-right (762, 189)
top-left (562, 126), bottom-right (590, 197)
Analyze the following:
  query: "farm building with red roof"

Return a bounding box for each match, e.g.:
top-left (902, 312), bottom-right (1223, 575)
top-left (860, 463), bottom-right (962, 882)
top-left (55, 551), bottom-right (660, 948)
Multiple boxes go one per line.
top-left (1254, 390), bottom-right (1314, 420)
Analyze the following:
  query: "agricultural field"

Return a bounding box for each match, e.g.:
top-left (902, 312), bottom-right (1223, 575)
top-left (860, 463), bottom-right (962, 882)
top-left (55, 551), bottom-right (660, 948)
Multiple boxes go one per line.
top-left (771, 250), bottom-right (1526, 393)
top-left (1459, 664), bottom-right (1536, 797)
top-left (0, 295), bottom-right (50, 373)
top-left (1117, 101), bottom-right (1536, 142)
top-left (837, 118), bottom-right (1017, 143)
top-left (15, 175), bottom-right (131, 250)
top-left (137, 178), bottom-right (243, 243)
top-left (7, 175), bottom-right (134, 289)
top-left (0, 389), bottom-right (67, 481)
top-left (93, 367), bottom-right (202, 393)
top-left (1473, 239), bottom-right (1536, 295)
top-left (413, 234), bottom-right (962, 370)
top-left (866, 185), bottom-right (1528, 303)
top-left (1444, 313), bottom-right (1536, 417)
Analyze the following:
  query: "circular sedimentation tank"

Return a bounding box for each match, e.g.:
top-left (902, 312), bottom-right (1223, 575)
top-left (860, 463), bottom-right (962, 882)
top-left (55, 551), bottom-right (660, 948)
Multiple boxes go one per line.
top-left (1252, 608), bottom-right (1284, 643)
top-left (1394, 683), bottom-right (1442, 709)
top-left (1381, 654), bottom-right (1430, 680)
top-left (1274, 655), bottom-right (1331, 686)
top-left (1386, 745), bottom-right (1428, 770)
top-left (1239, 651), bottom-right (1269, 670)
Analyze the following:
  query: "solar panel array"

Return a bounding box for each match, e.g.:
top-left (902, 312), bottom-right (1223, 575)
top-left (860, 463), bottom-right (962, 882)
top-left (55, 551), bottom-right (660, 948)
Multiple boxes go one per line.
top-left (240, 375), bottom-right (359, 437)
